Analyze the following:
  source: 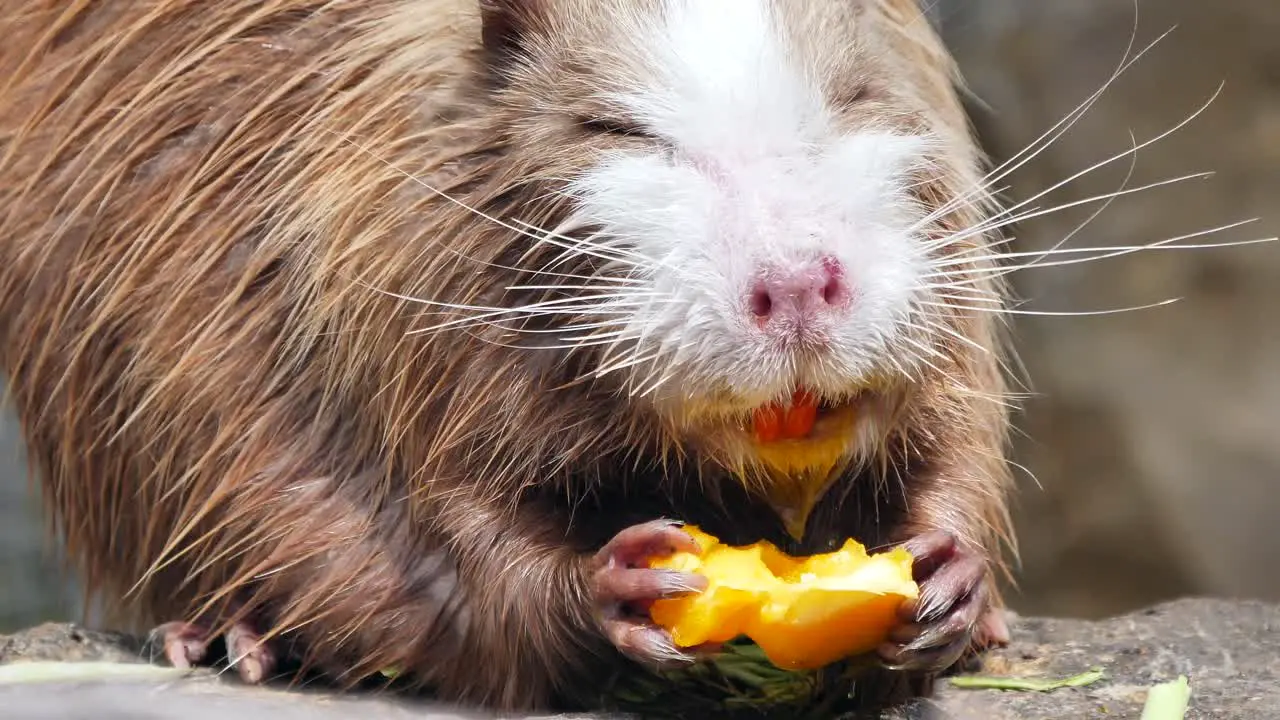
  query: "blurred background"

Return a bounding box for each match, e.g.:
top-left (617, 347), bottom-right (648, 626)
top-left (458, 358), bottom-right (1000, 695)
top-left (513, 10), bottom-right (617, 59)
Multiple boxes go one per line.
top-left (2, 0), bottom-right (1278, 632)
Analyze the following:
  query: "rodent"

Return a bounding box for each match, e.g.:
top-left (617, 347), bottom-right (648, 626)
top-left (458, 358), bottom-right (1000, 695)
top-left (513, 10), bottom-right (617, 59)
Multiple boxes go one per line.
top-left (0, 0), bottom-right (1016, 714)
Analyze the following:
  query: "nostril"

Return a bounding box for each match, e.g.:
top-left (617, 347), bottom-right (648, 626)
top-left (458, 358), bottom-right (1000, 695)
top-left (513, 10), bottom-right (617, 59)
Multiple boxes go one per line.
top-left (749, 282), bottom-right (774, 318)
top-left (819, 256), bottom-right (847, 306)
top-left (748, 257), bottom-right (849, 325)
top-left (821, 273), bottom-right (846, 306)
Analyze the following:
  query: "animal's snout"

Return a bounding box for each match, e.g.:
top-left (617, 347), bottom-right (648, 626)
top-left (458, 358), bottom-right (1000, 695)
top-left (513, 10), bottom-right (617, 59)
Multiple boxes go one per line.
top-left (747, 256), bottom-right (850, 333)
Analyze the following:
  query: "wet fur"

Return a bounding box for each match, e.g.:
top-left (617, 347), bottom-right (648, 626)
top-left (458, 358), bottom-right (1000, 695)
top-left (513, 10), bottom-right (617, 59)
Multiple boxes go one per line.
top-left (0, 0), bottom-right (1015, 712)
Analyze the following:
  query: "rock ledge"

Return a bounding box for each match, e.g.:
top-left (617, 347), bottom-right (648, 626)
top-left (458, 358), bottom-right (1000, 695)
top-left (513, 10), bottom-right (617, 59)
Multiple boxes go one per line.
top-left (1, 598), bottom-right (1273, 719)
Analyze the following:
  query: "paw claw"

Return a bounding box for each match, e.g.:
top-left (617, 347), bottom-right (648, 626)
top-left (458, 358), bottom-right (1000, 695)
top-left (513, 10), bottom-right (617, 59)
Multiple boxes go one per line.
top-left (878, 637), bottom-right (969, 673)
top-left (879, 531), bottom-right (995, 673)
top-left (595, 567), bottom-right (707, 606)
top-left (596, 519), bottom-right (700, 570)
top-left (604, 620), bottom-right (696, 668)
top-left (151, 622), bottom-right (211, 669)
top-left (904, 611), bottom-right (973, 654)
top-left (593, 520), bottom-right (711, 669)
top-left (148, 618), bottom-right (276, 683)
top-left (975, 608), bottom-right (1012, 649)
top-left (225, 623), bottom-right (277, 685)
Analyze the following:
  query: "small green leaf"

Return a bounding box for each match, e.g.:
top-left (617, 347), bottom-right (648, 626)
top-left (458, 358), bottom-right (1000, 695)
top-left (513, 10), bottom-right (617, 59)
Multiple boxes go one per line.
top-left (948, 667), bottom-right (1106, 693)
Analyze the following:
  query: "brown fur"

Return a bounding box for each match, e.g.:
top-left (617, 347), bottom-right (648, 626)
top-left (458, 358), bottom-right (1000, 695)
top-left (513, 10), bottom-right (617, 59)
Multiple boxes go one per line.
top-left (0, 0), bottom-right (1015, 712)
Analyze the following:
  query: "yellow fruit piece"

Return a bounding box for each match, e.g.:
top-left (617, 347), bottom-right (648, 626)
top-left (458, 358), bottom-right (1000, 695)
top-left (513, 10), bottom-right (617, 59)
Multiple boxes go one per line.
top-left (649, 528), bottom-right (918, 671)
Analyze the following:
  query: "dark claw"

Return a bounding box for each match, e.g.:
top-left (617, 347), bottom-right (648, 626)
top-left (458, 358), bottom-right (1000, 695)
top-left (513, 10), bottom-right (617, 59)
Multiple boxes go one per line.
top-left (225, 622), bottom-right (278, 684)
top-left (150, 619), bottom-right (277, 684)
top-left (879, 636), bottom-right (970, 672)
top-left (900, 530), bottom-right (958, 582)
top-left (595, 566), bottom-right (707, 605)
top-left (601, 619), bottom-right (698, 669)
top-left (914, 553), bottom-right (983, 624)
top-left (975, 607), bottom-right (1012, 649)
top-left (151, 622), bottom-right (211, 669)
top-left (591, 519), bottom-right (715, 668)
top-left (595, 519), bottom-right (699, 569)
top-left (877, 530), bottom-right (993, 673)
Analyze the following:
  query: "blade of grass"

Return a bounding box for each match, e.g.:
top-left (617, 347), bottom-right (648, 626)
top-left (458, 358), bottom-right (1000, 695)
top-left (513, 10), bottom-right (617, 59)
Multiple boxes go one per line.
top-left (948, 667), bottom-right (1105, 692)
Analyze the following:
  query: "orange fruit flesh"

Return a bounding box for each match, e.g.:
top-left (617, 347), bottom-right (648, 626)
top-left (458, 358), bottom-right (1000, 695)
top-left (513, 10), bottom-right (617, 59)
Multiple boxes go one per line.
top-left (649, 528), bottom-right (918, 670)
top-left (752, 389), bottom-right (819, 443)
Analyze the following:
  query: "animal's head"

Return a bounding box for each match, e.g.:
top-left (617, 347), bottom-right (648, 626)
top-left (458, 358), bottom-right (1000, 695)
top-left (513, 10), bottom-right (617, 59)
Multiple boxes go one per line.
top-left (443, 0), bottom-right (1003, 484)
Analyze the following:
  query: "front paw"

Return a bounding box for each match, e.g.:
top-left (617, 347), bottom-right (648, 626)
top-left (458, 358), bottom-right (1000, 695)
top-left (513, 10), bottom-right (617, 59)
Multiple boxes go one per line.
top-left (877, 530), bottom-right (997, 673)
top-left (589, 519), bottom-right (711, 669)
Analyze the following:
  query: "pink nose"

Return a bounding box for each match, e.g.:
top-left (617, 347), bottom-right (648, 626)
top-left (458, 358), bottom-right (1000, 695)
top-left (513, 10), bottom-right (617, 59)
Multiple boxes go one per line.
top-left (748, 257), bottom-right (849, 325)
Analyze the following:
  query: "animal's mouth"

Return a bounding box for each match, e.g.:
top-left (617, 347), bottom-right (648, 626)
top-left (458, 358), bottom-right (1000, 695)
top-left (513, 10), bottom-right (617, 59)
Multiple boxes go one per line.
top-left (746, 388), bottom-right (863, 446)
top-left (736, 388), bottom-right (870, 539)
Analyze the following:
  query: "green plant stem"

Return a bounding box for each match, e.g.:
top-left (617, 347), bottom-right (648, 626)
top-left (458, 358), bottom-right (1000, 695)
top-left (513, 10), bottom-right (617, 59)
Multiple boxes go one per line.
top-left (1139, 676), bottom-right (1191, 720)
top-left (948, 667), bottom-right (1105, 692)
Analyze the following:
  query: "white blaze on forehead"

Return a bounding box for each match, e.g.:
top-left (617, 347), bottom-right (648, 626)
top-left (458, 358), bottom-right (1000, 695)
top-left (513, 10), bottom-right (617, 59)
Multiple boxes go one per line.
top-left (619, 0), bottom-right (829, 150)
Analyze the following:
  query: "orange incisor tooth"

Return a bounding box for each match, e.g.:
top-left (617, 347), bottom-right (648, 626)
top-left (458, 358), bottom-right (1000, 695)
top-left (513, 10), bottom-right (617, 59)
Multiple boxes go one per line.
top-left (752, 404), bottom-right (782, 443)
top-left (780, 389), bottom-right (818, 440)
top-left (752, 389), bottom-right (819, 443)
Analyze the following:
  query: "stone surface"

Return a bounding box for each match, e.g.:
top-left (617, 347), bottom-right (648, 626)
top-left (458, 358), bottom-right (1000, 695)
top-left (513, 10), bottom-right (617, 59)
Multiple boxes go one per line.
top-left (1, 599), bottom-right (1274, 719)
top-left (928, 598), bottom-right (1280, 719)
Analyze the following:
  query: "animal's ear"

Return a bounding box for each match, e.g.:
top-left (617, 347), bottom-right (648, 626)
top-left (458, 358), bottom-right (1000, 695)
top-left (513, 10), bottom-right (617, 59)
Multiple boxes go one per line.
top-left (479, 0), bottom-right (545, 59)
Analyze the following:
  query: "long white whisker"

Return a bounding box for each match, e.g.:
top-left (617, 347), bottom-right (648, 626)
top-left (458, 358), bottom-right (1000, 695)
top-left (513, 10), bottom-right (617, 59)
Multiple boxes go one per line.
top-left (512, 219), bottom-right (656, 266)
top-left (518, 222), bottom-right (672, 278)
top-left (636, 369), bottom-right (680, 399)
top-left (633, 342), bottom-right (697, 398)
top-left (954, 80), bottom-right (1226, 256)
top-left (932, 165), bottom-right (1214, 255)
top-left (303, 122), bottom-right (656, 276)
top-left (925, 223), bottom-right (1272, 280)
top-left (412, 304), bottom-right (661, 329)
top-left (916, 18), bottom-right (1166, 228)
top-left (900, 333), bottom-right (949, 362)
top-left (480, 335), bottom-right (644, 352)
top-left (929, 292), bottom-right (1004, 305)
top-left (401, 291), bottom-right (666, 316)
top-left (505, 283), bottom-right (648, 292)
top-left (929, 131), bottom-right (1142, 261)
top-left (1015, 129), bottom-right (1142, 269)
top-left (516, 221), bottom-right (653, 270)
top-left (405, 296), bottom-right (673, 336)
top-left (919, 318), bottom-right (995, 356)
top-left (899, 337), bottom-right (961, 383)
top-left (595, 350), bottom-right (665, 380)
top-left (931, 163), bottom-right (1215, 261)
top-left (882, 351), bottom-right (917, 383)
top-left (468, 323), bottom-right (637, 341)
top-left (921, 298), bottom-right (1180, 317)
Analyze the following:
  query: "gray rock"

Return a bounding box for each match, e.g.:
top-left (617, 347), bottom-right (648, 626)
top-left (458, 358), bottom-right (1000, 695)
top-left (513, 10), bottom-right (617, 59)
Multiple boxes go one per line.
top-left (929, 598), bottom-right (1278, 719)
top-left (1, 598), bottom-right (1274, 719)
top-left (0, 623), bottom-right (146, 665)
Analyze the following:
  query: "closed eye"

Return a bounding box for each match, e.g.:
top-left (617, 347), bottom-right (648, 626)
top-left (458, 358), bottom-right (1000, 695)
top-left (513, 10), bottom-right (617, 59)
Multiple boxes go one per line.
top-left (578, 117), bottom-right (655, 139)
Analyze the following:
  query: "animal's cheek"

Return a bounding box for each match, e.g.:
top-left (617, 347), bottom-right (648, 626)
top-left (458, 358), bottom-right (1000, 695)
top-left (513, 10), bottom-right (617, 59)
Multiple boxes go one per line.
top-left (575, 152), bottom-right (717, 209)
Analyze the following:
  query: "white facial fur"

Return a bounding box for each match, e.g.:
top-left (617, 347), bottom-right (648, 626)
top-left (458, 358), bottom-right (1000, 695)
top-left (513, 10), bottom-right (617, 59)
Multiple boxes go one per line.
top-left (563, 0), bottom-right (938, 413)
